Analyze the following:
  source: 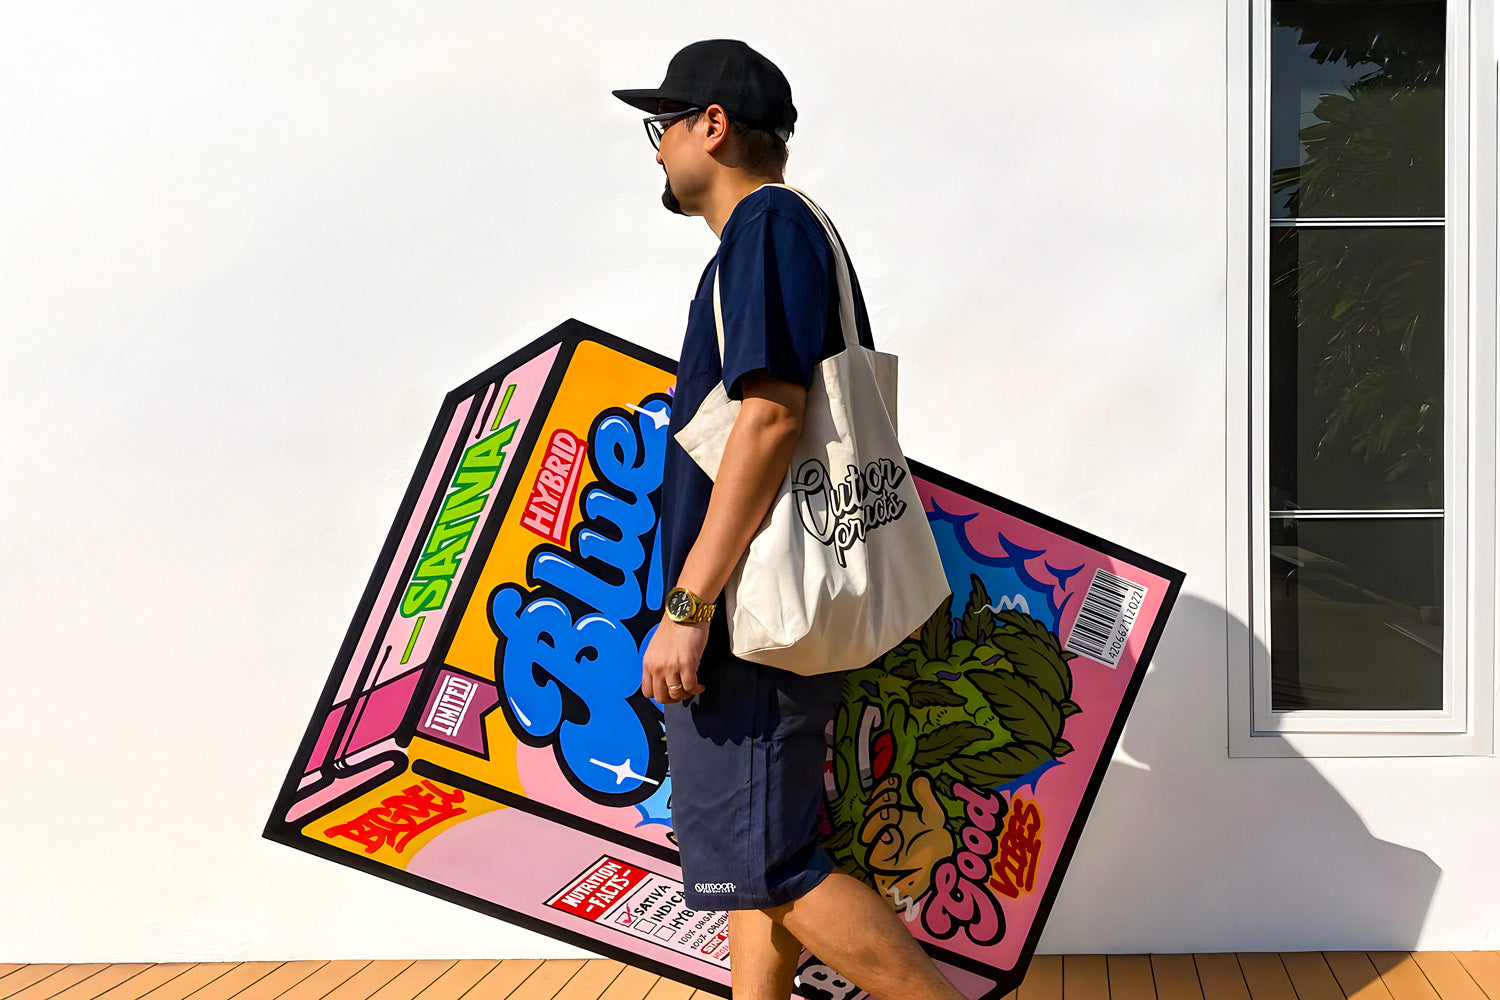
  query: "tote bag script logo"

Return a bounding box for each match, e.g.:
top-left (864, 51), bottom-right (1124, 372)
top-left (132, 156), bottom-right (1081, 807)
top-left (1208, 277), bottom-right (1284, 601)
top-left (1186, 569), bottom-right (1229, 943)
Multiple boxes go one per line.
top-left (791, 457), bottom-right (910, 567)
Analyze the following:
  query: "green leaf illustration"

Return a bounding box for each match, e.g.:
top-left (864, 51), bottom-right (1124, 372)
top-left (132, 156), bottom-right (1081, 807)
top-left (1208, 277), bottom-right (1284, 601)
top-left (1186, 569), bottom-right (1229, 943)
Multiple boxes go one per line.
top-left (960, 574), bottom-right (996, 644)
top-left (913, 720), bottom-right (990, 768)
top-left (1052, 738), bottom-right (1074, 757)
top-left (889, 659), bottom-right (920, 681)
top-left (1059, 700), bottom-right (1083, 718)
top-left (993, 609), bottom-right (1073, 703)
top-left (967, 670), bottom-right (1062, 748)
top-left (909, 679), bottom-right (967, 708)
top-left (919, 593), bottom-right (954, 662)
top-left (950, 742), bottom-right (1053, 786)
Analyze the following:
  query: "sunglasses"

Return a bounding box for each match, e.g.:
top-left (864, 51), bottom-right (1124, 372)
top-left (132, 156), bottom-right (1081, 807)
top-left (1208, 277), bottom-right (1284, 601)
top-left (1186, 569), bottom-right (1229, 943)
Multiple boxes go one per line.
top-left (643, 107), bottom-right (703, 150)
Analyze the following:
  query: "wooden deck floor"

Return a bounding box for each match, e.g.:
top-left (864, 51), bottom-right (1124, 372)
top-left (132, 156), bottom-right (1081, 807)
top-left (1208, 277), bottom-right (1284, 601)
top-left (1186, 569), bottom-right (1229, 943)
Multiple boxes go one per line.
top-left (1, 954), bottom-right (1496, 1000)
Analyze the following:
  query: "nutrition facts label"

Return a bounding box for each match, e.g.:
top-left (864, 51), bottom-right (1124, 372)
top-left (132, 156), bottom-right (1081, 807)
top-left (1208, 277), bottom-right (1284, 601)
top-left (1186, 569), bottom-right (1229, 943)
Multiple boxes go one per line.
top-left (546, 856), bottom-right (730, 968)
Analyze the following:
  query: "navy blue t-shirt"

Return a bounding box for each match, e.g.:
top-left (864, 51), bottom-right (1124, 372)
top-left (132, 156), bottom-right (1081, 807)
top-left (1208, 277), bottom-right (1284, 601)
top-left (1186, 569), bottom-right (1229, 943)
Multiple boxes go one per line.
top-left (659, 186), bottom-right (876, 600)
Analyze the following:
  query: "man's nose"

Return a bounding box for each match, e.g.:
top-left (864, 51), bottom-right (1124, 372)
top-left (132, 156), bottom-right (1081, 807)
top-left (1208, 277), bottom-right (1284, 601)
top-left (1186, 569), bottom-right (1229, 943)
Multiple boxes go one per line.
top-left (655, 149), bottom-right (664, 166)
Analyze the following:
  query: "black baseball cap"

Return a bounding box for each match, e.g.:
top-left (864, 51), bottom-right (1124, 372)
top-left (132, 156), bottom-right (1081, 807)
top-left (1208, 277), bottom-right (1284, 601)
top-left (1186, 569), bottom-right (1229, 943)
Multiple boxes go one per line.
top-left (613, 39), bottom-right (797, 141)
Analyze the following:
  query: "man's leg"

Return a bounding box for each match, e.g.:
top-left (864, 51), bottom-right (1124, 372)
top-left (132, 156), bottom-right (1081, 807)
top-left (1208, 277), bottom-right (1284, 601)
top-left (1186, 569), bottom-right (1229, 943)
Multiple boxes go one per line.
top-left (728, 908), bottom-right (800, 1000)
top-left (770, 872), bottom-right (966, 1000)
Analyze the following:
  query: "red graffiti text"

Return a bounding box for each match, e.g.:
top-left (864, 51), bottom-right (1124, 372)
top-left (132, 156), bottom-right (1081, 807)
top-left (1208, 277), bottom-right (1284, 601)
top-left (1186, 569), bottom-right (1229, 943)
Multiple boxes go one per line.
top-left (323, 780), bottom-right (466, 854)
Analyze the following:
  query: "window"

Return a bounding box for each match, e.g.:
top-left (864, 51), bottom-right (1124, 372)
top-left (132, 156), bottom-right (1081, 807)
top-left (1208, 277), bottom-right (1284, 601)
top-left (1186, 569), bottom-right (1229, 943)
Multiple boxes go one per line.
top-left (1228, 0), bottom-right (1494, 755)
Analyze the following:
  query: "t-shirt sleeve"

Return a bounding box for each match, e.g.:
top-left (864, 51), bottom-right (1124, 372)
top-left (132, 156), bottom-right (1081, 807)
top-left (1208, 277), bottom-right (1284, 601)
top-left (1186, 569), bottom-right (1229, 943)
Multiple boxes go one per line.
top-left (715, 207), bottom-right (833, 400)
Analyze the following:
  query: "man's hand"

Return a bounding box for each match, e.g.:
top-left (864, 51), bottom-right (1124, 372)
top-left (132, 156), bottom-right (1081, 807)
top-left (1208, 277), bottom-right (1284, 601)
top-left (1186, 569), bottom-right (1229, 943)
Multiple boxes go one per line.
top-left (642, 618), bottom-right (711, 704)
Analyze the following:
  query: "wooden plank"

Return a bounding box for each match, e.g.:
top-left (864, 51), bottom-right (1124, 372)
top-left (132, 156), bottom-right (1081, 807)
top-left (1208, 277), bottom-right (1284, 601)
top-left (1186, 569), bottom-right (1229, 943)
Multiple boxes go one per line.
top-left (225, 964), bottom-right (326, 1000)
top-left (641, 979), bottom-right (695, 1000)
top-left (1409, 954), bottom-right (1489, 1000)
top-left (1196, 955), bottom-right (1252, 1000)
top-left (410, 962), bottom-right (501, 1000)
top-left (1325, 954), bottom-right (1394, 1000)
top-left (1370, 954), bottom-right (1441, 1000)
top-left (0, 967), bottom-right (71, 999)
top-left (171, 964), bottom-right (282, 1000)
top-left (5, 966), bottom-right (111, 1000)
top-left (365, 963), bottom-right (453, 1000)
top-left (1238, 954), bottom-right (1296, 1000)
top-left (1110, 956), bottom-right (1157, 1000)
top-left (48, 966), bottom-right (153, 1000)
top-left (135, 966), bottom-right (239, 1000)
top-left (597, 967), bottom-right (660, 1000)
top-left (508, 961), bottom-right (585, 1000)
top-left (269, 962), bottom-right (369, 1000)
top-left (0, 973), bottom-right (21, 984)
top-left (464, 962), bottom-right (543, 1000)
top-left (1153, 956), bottom-right (1204, 1000)
top-left (553, 962), bottom-right (626, 1000)
top-left (1022, 956), bottom-right (1064, 1000)
top-left (317, 963), bottom-right (412, 1000)
top-left (92, 966), bottom-right (197, 1000)
top-left (1281, 954), bottom-right (1344, 1000)
top-left (1063, 955), bottom-right (1110, 1000)
top-left (1454, 954), bottom-right (1500, 1000)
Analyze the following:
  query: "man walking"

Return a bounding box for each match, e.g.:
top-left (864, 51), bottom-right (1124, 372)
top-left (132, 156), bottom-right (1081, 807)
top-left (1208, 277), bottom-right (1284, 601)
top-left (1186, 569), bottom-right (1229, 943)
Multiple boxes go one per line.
top-left (616, 39), bottom-right (966, 1000)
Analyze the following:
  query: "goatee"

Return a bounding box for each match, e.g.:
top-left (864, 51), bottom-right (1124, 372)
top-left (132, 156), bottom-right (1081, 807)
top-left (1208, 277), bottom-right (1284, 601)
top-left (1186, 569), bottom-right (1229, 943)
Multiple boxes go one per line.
top-left (661, 176), bottom-right (685, 215)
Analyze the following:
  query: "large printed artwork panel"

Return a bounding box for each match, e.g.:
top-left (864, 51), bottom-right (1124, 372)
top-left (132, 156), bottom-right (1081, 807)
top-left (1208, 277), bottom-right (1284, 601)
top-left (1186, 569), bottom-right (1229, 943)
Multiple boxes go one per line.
top-left (265, 320), bottom-right (1184, 999)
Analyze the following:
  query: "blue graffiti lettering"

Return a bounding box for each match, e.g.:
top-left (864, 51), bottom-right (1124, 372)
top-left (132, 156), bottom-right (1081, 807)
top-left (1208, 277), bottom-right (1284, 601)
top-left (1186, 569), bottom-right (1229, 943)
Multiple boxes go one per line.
top-left (490, 395), bottom-right (670, 803)
top-left (489, 592), bottom-right (658, 799)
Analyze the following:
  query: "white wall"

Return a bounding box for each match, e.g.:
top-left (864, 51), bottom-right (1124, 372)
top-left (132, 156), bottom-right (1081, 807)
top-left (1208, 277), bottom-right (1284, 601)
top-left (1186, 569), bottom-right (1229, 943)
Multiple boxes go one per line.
top-left (2, 0), bottom-right (1495, 963)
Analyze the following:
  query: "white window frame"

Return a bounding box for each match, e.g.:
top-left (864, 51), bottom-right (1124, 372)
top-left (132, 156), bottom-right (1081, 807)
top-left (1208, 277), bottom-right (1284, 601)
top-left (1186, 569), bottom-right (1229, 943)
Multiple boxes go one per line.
top-left (1227, 0), bottom-right (1497, 756)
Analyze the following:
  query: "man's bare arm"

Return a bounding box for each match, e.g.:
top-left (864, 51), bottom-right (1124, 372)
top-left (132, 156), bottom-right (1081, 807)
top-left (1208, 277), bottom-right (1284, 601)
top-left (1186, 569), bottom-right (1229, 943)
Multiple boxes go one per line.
top-left (678, 372), bottom-right (807, 603)
top-left (640, 371), bottom-right (807, 703)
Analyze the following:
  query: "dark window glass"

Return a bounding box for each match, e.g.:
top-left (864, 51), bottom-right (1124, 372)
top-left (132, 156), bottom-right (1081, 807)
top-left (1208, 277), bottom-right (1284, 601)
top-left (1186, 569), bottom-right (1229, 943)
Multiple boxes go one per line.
top-left (1271, 0), bottom-right (1445, 218)
top-left (1270, 516), bottom-right (1443, 710)
top-left (1269, 225), bottom-right (1444, 511)
top-left (1266, 1), bottom-right (1448, 716)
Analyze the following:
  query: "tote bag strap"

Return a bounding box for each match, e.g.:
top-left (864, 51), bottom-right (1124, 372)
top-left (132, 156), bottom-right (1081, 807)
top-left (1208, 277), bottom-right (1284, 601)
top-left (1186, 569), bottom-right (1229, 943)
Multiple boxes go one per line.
top-left (711, 185), bottom-right (860, 366)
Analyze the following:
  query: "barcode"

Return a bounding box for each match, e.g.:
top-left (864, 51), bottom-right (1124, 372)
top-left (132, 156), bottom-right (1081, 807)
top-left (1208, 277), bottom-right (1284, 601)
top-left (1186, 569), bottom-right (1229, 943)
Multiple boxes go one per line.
top-left (1064, 568), bottom-right (1148, 668)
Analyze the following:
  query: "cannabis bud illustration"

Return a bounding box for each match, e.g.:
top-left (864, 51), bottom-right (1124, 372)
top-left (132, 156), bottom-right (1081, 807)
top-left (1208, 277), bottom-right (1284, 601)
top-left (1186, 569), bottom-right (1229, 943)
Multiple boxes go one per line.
top-left (824, 575), bottom-right (1079, 909)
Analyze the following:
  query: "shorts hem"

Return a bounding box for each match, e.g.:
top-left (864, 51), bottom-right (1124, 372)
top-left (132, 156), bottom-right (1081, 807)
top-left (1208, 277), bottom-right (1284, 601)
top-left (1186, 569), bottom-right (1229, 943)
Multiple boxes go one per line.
top-left (682, 865), bottom-right (834, 911)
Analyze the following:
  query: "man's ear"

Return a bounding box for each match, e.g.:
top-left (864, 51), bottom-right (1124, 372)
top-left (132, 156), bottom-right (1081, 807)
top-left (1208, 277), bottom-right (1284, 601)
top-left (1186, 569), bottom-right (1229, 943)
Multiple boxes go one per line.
top-left (701, 104), bottom-right (731, 152)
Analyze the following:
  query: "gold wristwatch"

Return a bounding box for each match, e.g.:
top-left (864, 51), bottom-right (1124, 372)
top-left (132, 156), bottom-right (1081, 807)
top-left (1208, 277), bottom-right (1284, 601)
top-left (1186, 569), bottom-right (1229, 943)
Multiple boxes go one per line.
top-left (665, 586), bottom-right (715, 624)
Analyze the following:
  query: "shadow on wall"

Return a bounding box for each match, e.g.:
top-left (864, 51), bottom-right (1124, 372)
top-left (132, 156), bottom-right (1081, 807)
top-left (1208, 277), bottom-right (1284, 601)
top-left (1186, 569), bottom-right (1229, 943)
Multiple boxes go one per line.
top-left (1043, 593), bottom-right (1439, 957)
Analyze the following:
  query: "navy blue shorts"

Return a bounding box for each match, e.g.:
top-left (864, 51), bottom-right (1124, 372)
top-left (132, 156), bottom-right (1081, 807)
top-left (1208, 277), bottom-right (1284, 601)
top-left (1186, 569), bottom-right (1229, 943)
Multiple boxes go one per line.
top-left (664, 616), bottom-right (848, 911)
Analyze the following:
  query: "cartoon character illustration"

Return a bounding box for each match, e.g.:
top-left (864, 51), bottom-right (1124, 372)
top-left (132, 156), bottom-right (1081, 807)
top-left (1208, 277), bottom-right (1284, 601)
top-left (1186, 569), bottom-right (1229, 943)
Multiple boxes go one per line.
top-left (823, 574), bottom-right (1079, 911)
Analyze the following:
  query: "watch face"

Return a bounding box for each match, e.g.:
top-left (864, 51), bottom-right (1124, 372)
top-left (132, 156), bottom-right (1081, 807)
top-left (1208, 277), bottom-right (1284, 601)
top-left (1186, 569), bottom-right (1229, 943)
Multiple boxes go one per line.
top-left (666, 589), bottom-right (692, 619)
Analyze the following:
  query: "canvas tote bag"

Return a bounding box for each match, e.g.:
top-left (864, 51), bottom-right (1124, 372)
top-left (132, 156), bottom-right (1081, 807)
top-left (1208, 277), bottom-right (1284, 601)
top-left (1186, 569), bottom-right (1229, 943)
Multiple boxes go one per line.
top-left (674, 184), bottom-right (950, 675)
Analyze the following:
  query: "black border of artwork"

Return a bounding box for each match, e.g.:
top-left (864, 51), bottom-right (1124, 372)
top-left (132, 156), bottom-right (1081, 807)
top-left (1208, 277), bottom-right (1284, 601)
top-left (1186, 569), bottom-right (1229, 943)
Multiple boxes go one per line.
top-left (264, 320), bottom-right (1185, 1000)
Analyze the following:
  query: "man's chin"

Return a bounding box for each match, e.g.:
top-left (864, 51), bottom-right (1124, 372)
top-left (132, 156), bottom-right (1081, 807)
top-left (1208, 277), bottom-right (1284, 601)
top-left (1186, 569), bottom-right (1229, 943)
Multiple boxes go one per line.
top-left (662, 178), bottom-right (687, 216)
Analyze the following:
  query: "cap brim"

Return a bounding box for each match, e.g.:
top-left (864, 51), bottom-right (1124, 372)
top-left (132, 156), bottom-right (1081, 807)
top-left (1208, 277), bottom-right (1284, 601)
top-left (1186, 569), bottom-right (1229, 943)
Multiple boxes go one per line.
top-left (612, 88), bottom-right (669, 113)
